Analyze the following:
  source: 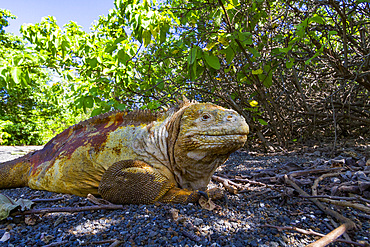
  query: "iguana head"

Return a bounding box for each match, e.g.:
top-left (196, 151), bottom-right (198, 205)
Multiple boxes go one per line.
top-left (167, 100), bottom-right (249, 191)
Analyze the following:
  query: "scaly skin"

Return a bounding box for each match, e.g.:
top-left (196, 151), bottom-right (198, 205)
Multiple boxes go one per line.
top-left (0, 99), bottom-right (249, 204)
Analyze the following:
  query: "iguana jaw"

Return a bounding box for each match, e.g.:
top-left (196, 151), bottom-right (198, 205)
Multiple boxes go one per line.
top-left (184, 133), bottom-right (248, 151)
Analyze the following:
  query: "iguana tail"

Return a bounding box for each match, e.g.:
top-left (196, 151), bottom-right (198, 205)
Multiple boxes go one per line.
top-left (0, 153), bottom-right (33, 188)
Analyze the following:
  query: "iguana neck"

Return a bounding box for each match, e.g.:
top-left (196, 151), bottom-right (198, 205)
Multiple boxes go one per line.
top-left (132, 117), bottom-right (174, 178)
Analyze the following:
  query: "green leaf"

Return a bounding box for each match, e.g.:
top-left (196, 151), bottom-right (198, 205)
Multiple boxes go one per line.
top-left (114, 37), bottom-right (126, 45)
top-left (225, 46), bottom-right (235, 64)
top-left (83, 96), bottom-right (94, 108)
top-left (91, 108), bottom-right (102, 117)
top-left (204, 54), bottom-right (220, 70)
top-left (143, 29), bottom-right (151, 47)
top-left (286, 61), bottom-right (294, 68)
top-left (87, 58), bottom-right (98, 69)
top-left (157, 81), bottom-right (164, 90)
top-left (258, 119), bottom-right (268, 125)
top-left (11, 67), bottom-right (21, 84)
top-left (232, 0), bottom-right (239, 6)
top-left (278, 47), bottom-right (291, 53)
top-left (160, 24), bottom-right (169, 43)
top-left (117, 49), bottom-right (130, 64)
top-left (309, 14), bottom-right (324, 24)
top-left (116, 104), bottom-right (127, 111)
top-left (286, 57), bottom-right (295, 69)
top-left (188, 61), bottom-right (198, 81)
top-left (105, 44), bottom-right (117, 54)
top-left (252, 68), bottom-right (263, 75)
top-left (247, 47), bottom-right (261, 58)
top-left (238, 32), bottom-right (253, 45)
top-left (188, 47), bottom-right (197, 65)
top-left (204, 42), bottom-right (218, 51)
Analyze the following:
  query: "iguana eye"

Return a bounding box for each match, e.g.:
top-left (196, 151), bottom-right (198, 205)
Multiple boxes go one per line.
top-left (201, 114), bottom-right (211, 121)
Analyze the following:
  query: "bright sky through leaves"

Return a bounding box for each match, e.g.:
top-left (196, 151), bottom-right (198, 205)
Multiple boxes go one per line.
top-left (1, 0), bottom-right (114, 35)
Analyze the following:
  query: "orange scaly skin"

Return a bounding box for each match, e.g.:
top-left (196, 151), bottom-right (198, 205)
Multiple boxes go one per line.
top-left (0, 99), bottom-right (249, 204)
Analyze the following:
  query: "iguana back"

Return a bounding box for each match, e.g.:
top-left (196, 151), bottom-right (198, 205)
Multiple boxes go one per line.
top-left (0, 110), bottom-right (159, 196)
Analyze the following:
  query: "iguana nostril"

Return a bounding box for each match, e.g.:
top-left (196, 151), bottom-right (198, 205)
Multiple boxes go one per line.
top-left (226, 115), bottom-right (234, 121)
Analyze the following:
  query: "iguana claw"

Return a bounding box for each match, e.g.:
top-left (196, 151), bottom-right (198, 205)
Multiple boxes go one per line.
top-left (197, 190), bottom-right (209, 200)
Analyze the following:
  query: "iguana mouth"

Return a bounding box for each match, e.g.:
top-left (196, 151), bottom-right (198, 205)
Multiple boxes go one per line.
top-left (189, 133), bottom-right (248, 148)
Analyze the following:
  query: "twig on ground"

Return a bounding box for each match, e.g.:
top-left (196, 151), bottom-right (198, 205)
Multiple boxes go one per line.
top-left (254, 168), bottom-right (344, 184)
top-left (308, 171), bottom-right (370, 213)
top-left (243, 189), bottom-right (272, 198)
top-left (329, 218), bottom-right (352, 242)
top-left (260, 224), bottom-right (367, 247)
top-left (12, 204), bottom-right (124, 216)
top-left (36, 237), bottom-right (119, 246)
top-left (317, 198), bottom-right (370, 214)
top-left (358, 213), bottom-right (370, 220)
top-left (212, 175), bottom-right (244, 194)
top-left (307, 223), bottom-right (354, 247)
top-left (43, 241), bottom-right (69, 247)
top-left (300, 195), bottom-right (370, 204)
top-left (80, 239), bottom-right (117, 246)
top-left (108, 239), bottom-right (125, 247)
top-left (87, 193), bottom-right (113, 205)
top-left (288, 168), bottom-right (344, 178)
top-left (31, 197), bottom-right (65, 203)
top-left (284, 175), bottom-right (356, 229)
top-left (312, 172), bottom-right (343, 196)
top-left (232, 178), bottom-right (269, 187)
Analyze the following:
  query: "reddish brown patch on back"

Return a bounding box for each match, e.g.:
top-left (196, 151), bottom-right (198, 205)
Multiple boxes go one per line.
top-left (28, 110), bottom-right (160, 175)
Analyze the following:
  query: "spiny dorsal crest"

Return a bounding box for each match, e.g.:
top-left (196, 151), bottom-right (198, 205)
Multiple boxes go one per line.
top-left (67, 97), bottom-right (199, 134)
top-left (69, 109), bottom-right (161, 132)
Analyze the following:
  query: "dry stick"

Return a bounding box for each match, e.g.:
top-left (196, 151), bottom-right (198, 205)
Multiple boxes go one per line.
top-left (261, 224), bottom-right (367, 247)
top-left (285, 175), bottom-right (357, 245)
top-left (312, 172), bottom-right (343, 196)
top-left (232, 177), bottom-right (284, 194)
top-left (307, 223), bottom-right (353, 247)
top-left (43, 241), bottom-right (69, 247)
top-left (301, 195), bottom-right (370, 204)
top-left (213, 175), bottom-right (279, 195)
top-left (329, 218), bottom-right (352, 242)
top-left (288, 167), bottom-right (343, 178)
top-left (81, 239), bottom-right (117, 246)
top-left (284, 175), bottom-right (356, 229)
top-left (108, 239), bottom-right (125, 247)
top-left (31, 197), bottom-right (65, 203)
top-left (317, 198), bottom-right (370, 214)
top-left (244, 189), bottom-right (272, 199)
top-left (253, 168), bottom-right (343, 184)
top-left (212, 175), bottom-right (243, 194)
top-left (232, 178), bottom-right (270, 187)
top-left (12, 204), bottom-right (124, 216)
top-left (312, 173), bottom-right (370, 214)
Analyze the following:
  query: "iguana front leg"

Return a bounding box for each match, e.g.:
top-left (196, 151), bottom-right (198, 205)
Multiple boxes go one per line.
top-left (98, 160), bottom-right (221, 204)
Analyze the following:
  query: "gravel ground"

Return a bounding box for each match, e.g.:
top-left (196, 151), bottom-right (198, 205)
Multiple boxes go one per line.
top-left (0, 144), bottom-right (369, 247)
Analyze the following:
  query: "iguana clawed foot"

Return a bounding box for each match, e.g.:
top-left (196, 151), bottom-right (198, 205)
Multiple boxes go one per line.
top-left (99, 160), bottom-right (224, 205)
top-left (196, 187), bottom-right (224, 201)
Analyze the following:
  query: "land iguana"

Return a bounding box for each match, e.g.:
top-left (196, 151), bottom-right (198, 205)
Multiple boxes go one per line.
top-left (0, 98), bottom-right (249, 204)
